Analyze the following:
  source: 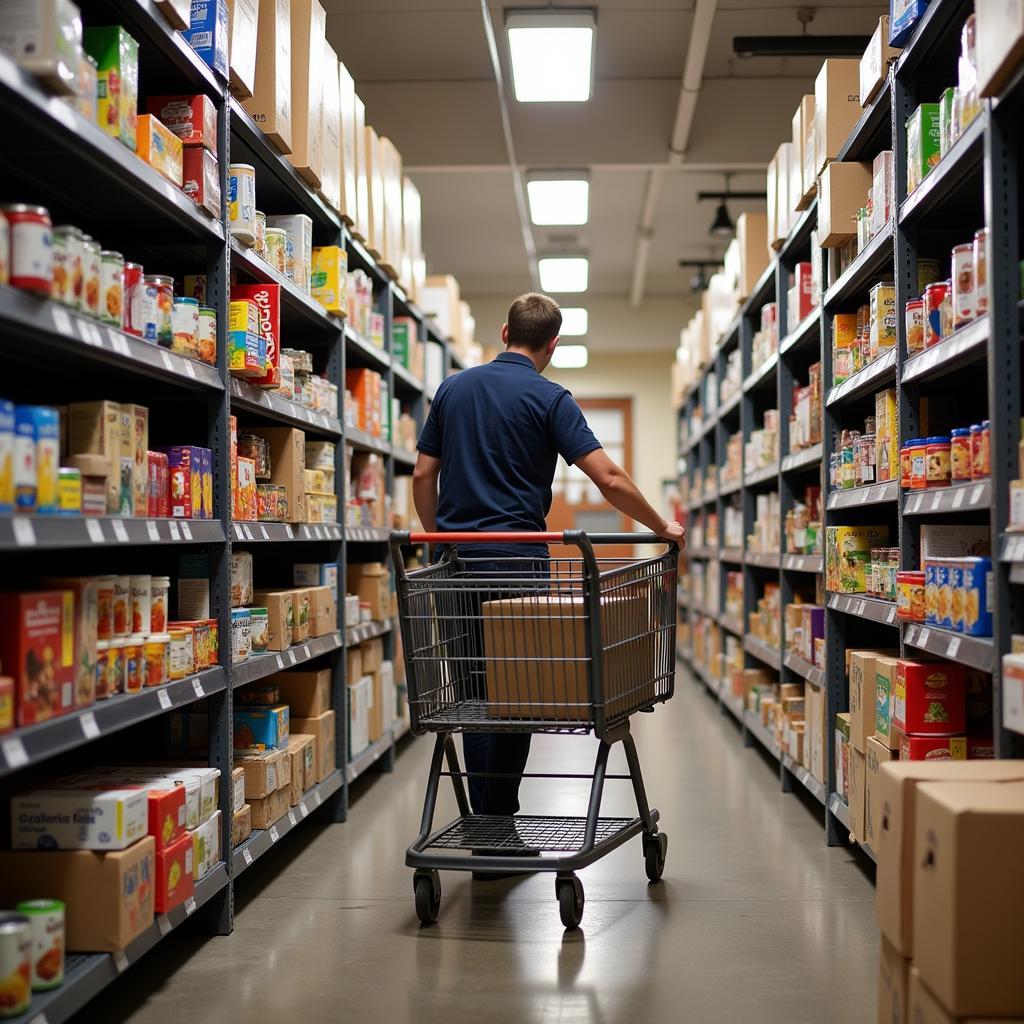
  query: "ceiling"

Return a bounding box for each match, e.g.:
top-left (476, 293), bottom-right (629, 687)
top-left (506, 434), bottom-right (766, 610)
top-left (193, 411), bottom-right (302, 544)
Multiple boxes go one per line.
top-left (324, 0), bottom-right (886, 314)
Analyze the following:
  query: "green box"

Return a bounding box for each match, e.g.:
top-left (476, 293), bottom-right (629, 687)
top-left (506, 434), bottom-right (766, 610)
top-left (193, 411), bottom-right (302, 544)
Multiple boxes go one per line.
top-left (392, 320), bottom-right (414, 369)
top-left (906, 103), bottom-right (941, 195)
top-left (84, 25), bottom-right (139, 151)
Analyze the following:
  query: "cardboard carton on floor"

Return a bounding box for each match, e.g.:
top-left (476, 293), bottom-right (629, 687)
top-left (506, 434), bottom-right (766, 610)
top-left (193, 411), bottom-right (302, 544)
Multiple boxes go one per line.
top-left (912, 780), bottom-right (1024, 1016)
top-left (865, 735), bottom-right (896, 849)
top-left (874, 760), bottom-right (1024, 955)
top-left (240, 0), bottom-right (291, 153)
top-left (291, 709), bottom-right (336, 782)
top-left (877, 935), bottom-right (909, 1024)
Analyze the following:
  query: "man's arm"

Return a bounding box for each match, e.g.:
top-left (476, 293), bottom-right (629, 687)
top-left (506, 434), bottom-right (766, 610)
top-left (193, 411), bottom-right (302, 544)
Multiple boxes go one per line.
top-left (575, 449), bottom-right (685, 544)
top-left (412, 452), bottom-right (442, 533)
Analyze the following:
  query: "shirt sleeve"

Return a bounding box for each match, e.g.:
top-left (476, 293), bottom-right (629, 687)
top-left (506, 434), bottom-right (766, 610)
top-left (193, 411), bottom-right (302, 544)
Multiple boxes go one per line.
top-left (549, 391), bottom-right (602, 465)
top-left (416, 380), bottom-right (447, 456)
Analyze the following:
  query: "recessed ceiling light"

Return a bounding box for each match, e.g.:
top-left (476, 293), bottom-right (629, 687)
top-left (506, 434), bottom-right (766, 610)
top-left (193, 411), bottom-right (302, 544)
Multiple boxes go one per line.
top-left (558, 307), bottom-right (588, 336)
top-left (551, 344), bottom-right (589, 368)
top-left (527, 176), bottom-right (590, 225)
top-left (506, 9), bottom-right (596, 103)
top-left (539, 257), bottom-right (588, 293)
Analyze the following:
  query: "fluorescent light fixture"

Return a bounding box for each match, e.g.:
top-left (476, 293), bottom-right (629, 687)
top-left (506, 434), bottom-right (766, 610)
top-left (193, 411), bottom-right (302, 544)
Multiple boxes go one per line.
top-left (506, 9), bottom-right (596, 103)
top-left (551, 344), bottom-right (589, 369)
top-left (559, 307), bottom-right (588, 336)
top-left (527, 175), bottom-right (590, 225)
top-left (539, 257), bottom-right (588, 293)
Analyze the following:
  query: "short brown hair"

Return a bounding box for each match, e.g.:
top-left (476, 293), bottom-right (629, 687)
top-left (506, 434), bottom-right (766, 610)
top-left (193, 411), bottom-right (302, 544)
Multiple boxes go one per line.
top-left (507, 293), bottom-right (562, 352)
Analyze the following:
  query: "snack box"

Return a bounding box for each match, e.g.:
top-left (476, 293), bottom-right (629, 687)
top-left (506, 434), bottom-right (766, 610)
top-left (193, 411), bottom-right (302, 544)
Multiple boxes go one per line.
top-left (182, 146), bottom-right (221, 217)
top-left (311, 246), bottom-right (348, 314)
top-left (84, 25), bottom-right (139, 150)
top-left (894, 660), bottom-right (966, 736)
top-left (186, 0), bottom-right (228, 76)
top-left (136, 114), bottom-right (184, 187)
top-left (233, 704), bottom-right (289, 752)
top-left (11, 786), bottom-right (148, 850)
top-left (906, 103), bottom-right (941, 194)
top-left (190, 808), bottom-right (222, 881)
top-left (899, 734), bottom-right (967, 760)
top-left (144, 94), bottom-right (218, 152)
top-left (231, 284), bottom-right (280, 389)
top-left (159, 446), bottom-right (202, 519)
top-left (155, 829), bottom-right (194, 913)
top-left (266, 214), bottom-right (313, 292)
top-left (960, 557), bottom-right (993, 637)
top-left (232, 803), bottom-right (252, 847)
top-left (39, 576), bottom-right (98, 708)
top-left (228, 330), bottom-right (267, 378)
top-left (117, 766), bottom-right (220, 826)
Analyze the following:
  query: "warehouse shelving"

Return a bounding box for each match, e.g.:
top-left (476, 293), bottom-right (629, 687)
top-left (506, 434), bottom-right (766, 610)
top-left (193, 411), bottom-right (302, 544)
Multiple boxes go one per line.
top-left (901, 480), bottom-right (991, 515)
top-left (720, 547), bottom-right (744, 565)
top-left (826, 593), bottom-right (899, 626)
top-left (825, 347), bottom-right (897, 406)
top-left (783, 651), bottom-right (825, 689)
top-left (744, 635), bottom-right (782, 671)
top-left (0, 515), bottom-right (226, 550)
top-left (781, 442), bottom-right (823, 473)
top-left (903, 623), bottom-right (995, 672)
top-left (231, 522), bottom-right (344, 543)
top-left (229, 378), bottom-right (343, 437)
top-left (901, 314), bottom-right (989, 383)
top-left (231, 633), bottom-right (345, 688)
top-left (826, 480), bottom-right (900, 510)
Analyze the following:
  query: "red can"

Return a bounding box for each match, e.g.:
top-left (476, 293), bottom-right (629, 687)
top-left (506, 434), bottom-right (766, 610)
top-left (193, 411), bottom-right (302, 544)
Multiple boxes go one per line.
top-left (3, 204), bottom-right (52, 294)
top-left (923, 281), bottom-right (948, 348)
top-left (124, 262), bottom-right (145, 337)
top-left (147, 450), bottom-right (170, 517)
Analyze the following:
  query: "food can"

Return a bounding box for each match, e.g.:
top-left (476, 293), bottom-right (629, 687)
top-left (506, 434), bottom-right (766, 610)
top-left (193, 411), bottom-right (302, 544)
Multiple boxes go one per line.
top-left (198, 307), bottom-right (216, 364)
top-left (96, 575), bottom-right (116, 641)
top-left (923, 282), bottom-right (947, 348)
top-left (168, 627), bottom-right (190, 681)
top-left (15, 900), bottom-right (64, 993)
top-left (124, 636), bottom-right (145, 692)
top-left (950, 428), bottom-right (971, 481)
top-left (3, 204), bottom-right (52, 295)
top-left (130, 574), bottom-right (152, 634)
top-left (905, 298), bottom-right (925, 355)
top-left (896, 570), bottom-right (926, 622)
top-left (970, 423), bottom-right (985, 479)
top-left (925, 436), bottom-right (951, 488)
top-left (951, 243), bottom-right (975, 327)
top-left (0, 210), bottom-right (8, 285)
top-left (940, 279), bottom-right (955, 338)
top-left (172, 296), bottom-right (200, 358)
top-left (113, 575), bottom-right (131, 636)
top-left (99, 250), bottom-right (124, 327)
top-left (979, 420), bottom-right (991, 478)
top-left (123, 262), bottom-right (145, 336)
top-left (95, 639), bottom-right (111, 697)
top-left (265, 227), bottom-right (287, 275)
top-left (108, 637), bottom-right (128, 694)
top-left (909, 439), bottom-right (927, 490)
top-left (232, 607), bottom-right (252, 663)
top-left (143, 274), bottom-right (174, 347)
top-left (0, 912), bottom-right (32, 1017)
top-left (150, 576), bottom-right (170, 633)
top-left (81, 235), bottom-right (101, 318)
top-left (57, 467), bottom-right (81, 515)
top-left (254, 210), bottom-right (267, 257)
top-left (228, 163), bottom-right (257, 246)
top-left (51, 225), bottom-right (80, 307)
top-left (144, 633), bottom-right (171, 686)
top-left (974, 228), bottom-right (988, 317)
top-left (250, 607), bottom-right (269, 655)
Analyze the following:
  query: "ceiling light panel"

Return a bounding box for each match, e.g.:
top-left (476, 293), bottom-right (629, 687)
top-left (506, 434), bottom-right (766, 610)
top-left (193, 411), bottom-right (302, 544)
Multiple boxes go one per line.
top-left (506, 10), bottom-right (596, 103)
top-left (539, 257), bottom-right (589, 293)
top-left (558, 307), bottom-right (588, 336)
top-left (551, 344), bottom-right (589, 369)
top-left (527, 178), bottom-right (590, 225)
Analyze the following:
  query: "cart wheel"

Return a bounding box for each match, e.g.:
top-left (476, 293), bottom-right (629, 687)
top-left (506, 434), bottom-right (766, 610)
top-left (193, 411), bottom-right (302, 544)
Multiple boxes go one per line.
top-left (414, 870), bottom-right (441, 925)
top-left (557, 875), bottom-right (584, 930)
top-left (644, 831), bottom-right (668, 882)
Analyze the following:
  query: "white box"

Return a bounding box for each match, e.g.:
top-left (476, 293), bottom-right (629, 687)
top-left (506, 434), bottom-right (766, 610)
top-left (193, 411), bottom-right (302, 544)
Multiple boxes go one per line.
top-left (380, 660), bottom-right (396, 730)
top-left (122, 767), bottom-right (221, 826)
top-left (349, 675), bottom-right (371, 755)
top-left (353, 94), bottom-right (369, 240)
top-left (11, 787), bottom-right (149, 850)
top-left (318, 43), bottom-right (341, 211)
top-left (337, 61), bottom-right (358, 225)
top-left (0, 0), bottom-right (82, 95)
top-left (267, 213), bottom-right (313, 294)
top-left (190, 809), bottom-right (222, 881)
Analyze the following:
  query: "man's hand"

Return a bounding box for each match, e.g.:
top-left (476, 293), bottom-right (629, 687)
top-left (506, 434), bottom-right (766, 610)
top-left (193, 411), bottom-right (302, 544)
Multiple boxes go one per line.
top-left (659, 520), bottom-right (685, 546)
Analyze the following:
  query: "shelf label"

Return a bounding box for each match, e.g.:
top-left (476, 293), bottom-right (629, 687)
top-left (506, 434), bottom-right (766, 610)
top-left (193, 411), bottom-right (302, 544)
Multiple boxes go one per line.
top-left (856, 600), bottom-right (866, 616)
top-left (29, 1013), bottom-right (48, 1024)
top-left (184, 896), bottom-right (197, 916)
top-left (233, 523), bottom-right (243, 539)
top-left (920, 628), bottom-right (931, 646)
top-left (859, 488), bottom-right (869, 504)
top-left (2, 737), bottom-right (28, 770)
top-left (86, 519), bottom-right (105, 544)
top-left (242, 525), bottom-right (254, 540)
top-left (12, 518), bottom-right (35, 547)
top-left (947, 637), bottom-right (961, 659)
top-left (275, 654), bottom-right (284, 670)
top-left (192, 678), bottom-right (204, 698)
top-left (906, 625), bottom-right (917, 643)
top-left (288, 810), bottom-right (297, 827)
top-left (259, 525), bottom-right (269, 540)
top-left (111, 519), bottom-right (129, 543)
top-left (180, 522), bottom-right (193, 541)
top-left (185, 360), bottom-right (196, 379)
top-left (287, 650), bottom-right (297, 665)
top-left (80, 711), bottom-right (100, 740)
top-left (302, 644), bottom-right (310, 659)
top-left (970, 485), bottom-right (984, 506)
top-left (52, 306), bottom-right (73, 335)
top-left (314, 790), bottom-right (322, 807)
top-left (911, 495), bottom-right (922, 513)
top-left (113, 950), bottom-right (130, 974)
top-left (242, 847), bottom-right (253, 866)
top-left (109, 331), bottom-right (130, 357)
top-left (157, 915), bottom-right (172, 937)
top-left (157, 689), bottom-right (172, 710)
top-left (146, 521), bottom-right (160, 542)
top-left (887, 605), bottom-right (897, 623)
top-left (930, 492), bottom-right (942, 511)
top-left (162, 351), bottom-right (175, 372)
top-left (269, 825), bottom-right (280, 843)
top-left (299, 801), bottom-right (308, 818)
top-left (168, 520), bottom-right (180, 540)
top-left (953, 487), bottom-right (966, 508)
top-left (86, 322), bottom-right (104, 347)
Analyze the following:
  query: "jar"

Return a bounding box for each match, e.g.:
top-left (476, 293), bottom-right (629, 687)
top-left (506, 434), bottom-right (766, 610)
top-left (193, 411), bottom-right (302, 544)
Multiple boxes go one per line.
top-left (81, 235), bottom-right (101, 319)
top-left (970, 424), bottom-right (985, 479)
top-left (979, 420), bottom-right (991, 478)
top-left (99, 250), bottom-right (124, 327)
top-left (951, 243), bottom-right (975, 327)
top-left (254, 210), bottom-right (267, 257)
top-left (896, 571), bottom-right (926, 622)
top-left (108, 638), bottom-right (128, 695)
top-left (974, 228), bottom-right (988, 318)
top-left (950, 428), bottom-right (971, 481)
top-left (150, 576), bottom-right (170, 633)
top-left (232, 608), bottom-right (252, 663)
top-left (238, 434), bottom-right (270, 479)
top-left (939, 279), bottom-right (955, 339)
top-left (3, 204), bottom-right (52, 294)
top-left (926, 436), bottom-right (951, 488)
top-left (905, 299), bottom-right (925, 355)
top-left (123, 262), bottom-right (145, 337)
top-left (113, 575), bottom-right (130, 636)
top-left (909, 439), bottom-right (928, 490)
top-left (250, 607), bottom-right (269, 655)
top-left (168, 627), bottom-right (191, 680)
top-left (900, 443), bottom-right (913, 490)
top-left (172, 296), bottom-right (200, 358)
top-left (228, 163), bottom-right (257, 245)
top-left (143, 274), bottom-right (174, 347)
top-left (144, 633), bottom-right (171, 686)
top-left (923, 282), bottom-right (947, 347)
top-left (124, 636), bottom-right (145, 693)
top-left (198, 307), bottom-right (216, 364)
top-left (129, 575), bottom-right (151, 634)
top-left (52, 225), bottom-right (81, 307)
top-left (265, 228), bottom-right (287, 274)
top-left (96, 576), bottom-right (116, 641)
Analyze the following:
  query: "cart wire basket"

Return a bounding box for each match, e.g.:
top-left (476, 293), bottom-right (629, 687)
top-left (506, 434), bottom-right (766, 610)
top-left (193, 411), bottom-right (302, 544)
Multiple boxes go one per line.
top-left (389, 530), bottom-right (678, 929)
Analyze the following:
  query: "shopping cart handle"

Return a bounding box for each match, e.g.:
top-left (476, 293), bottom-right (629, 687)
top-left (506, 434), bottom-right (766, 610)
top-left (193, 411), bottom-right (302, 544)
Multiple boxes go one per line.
top-left (400, 530), bottom-right (676, 548)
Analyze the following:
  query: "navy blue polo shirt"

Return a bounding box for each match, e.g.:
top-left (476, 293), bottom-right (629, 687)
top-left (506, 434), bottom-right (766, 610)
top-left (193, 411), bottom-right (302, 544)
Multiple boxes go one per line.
top-left (417, 351), bottom-right (601, 557)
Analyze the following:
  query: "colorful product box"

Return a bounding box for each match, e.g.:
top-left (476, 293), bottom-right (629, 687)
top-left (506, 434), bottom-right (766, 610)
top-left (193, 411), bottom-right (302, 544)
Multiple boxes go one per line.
top-left (144, 94), bottom-right (218, 152)
top-left (228, 329), bottom-right (266, 377)
top-left (135, 114), bottom-right (184, 187)
top-left (160, 446), bottom-right (202, 519)
top-left (123, 404), bottom-right (149, 519)
top-left (231, 284), bottom-right (280, 388)
top-left (875, 388), bottom-right (898, 482)
top-left (875, 656), bottom-right (900, 749)
top-left (186, 0), bottom-right (229, 76)
top-left (906, 103), bottom-right (941, 194)
top-left (11, 786), bottom-right (149, 850)
top-left (825, 525), bottom-right (890, 592)
top-left (191, 809), bottom-right (221, 881)
top-left (84, 26), bottom-right (139, 151)
top-left (869, 283), bottom-right (897, 355)
top-left (899, 733), bottom-right (967, 760)
top-left (266, 214), bottom-right (313, 293)
top-left (39, 577), bottom-right (98, 708)
top-left (236, 456), bottom-right (257, 520)
top-left (310, 246), bottom-right (348, 314)
top-left (201, 446), bottom-right (213, 520)
top-left (155, 829), bottom-right (194, 913)
top-left (0, 399), bottom-right (14, 513)
top-left (890, 0), bottom-right (930, 47)
top-left (182, 146), bottom-right (221, 217)
top-left (391, 317), bottom-right (418, 369)
top-left (960, 557), bottom-right (993, 637)
top-left (345, 369), bottom-right (382, 436)
top-left (233, 704), bottom-right (290, 752)
top-left (894, 660), bottom-right (967, 735)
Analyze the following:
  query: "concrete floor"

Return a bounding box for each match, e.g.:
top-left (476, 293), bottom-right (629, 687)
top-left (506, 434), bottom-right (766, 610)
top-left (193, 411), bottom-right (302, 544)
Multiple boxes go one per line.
top-left (87, 668), bottom-right (878, 1024)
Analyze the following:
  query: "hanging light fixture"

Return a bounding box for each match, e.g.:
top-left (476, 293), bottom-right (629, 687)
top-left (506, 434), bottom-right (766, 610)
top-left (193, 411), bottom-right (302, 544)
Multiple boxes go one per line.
top-left (708, 201), bottom-right (734, 238)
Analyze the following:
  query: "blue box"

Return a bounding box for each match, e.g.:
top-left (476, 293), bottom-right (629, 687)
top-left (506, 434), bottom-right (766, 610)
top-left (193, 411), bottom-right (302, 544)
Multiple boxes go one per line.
top-left (234, 704), bottom-right (289, 752)
top-left (924, 563), bottom-right (940, 626)
top-left (949, 563), bottom-right (965, 633)
top-left (936, 562), bottom-right (954, 631)
top-left (960, 557), bottom-right (993, 637)
top-left (187, 0), bottom-right (228, 77)
top-left (890, 0), bottom-right (930, 47)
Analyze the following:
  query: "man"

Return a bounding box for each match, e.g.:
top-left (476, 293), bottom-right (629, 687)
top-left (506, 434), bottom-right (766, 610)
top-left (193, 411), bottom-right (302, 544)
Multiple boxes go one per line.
top-left (413, 292), bottom-right (684, 826)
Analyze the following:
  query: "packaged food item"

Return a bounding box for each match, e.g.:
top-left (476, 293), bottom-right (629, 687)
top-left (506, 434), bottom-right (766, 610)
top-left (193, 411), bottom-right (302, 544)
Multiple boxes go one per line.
top-left (15, 900), bottom-right (64, 992)
top-left (951, 242), bottom-right (975, 327)
top-left (231, 283), bottom-right (280, 389)
top-left (142, 274), bottom-right (174, 347)
top-left (904, 298), bottom-right (924, 355)
top-left (154, 830), bottom-right (194, 913)
top-left (977, 420), bottom-right (990, 479)
top-left (172, 296), bottom-right (200, 358)
top-left (185, 0), bottom-right (228, 76)
top-left (197, 306), bottom-right (216, 364)
top-left (233, 704), bottom-right (290, 752)
top-left (144, 632), bottom-right (170, 686)
top-left (232, 607), bottom-right (252, 663)
top-left (0, 912), bottom-right (32, 1016)
top-left (906, 103), bottom-right (941, 194)
top-left (135, 114), bottom-right (183, 186)
top-left (961, 556), bottom-right (993, 636)
top-left (908, 438), bottom-right (927, 490)
top-left (0, 0), bottom-right (81, 94)
top-left (265, 228), bottom-right (287, 274)
top-left (144, 94), bottom-right (218, 152)
top-left (923, 281), bottom-right (947, 348)
top-left (970, 423), bottom-right (985, 479)
top-left (254, 210), bottom-right (267, 257)
top-left (825, 525), bottom-right (890, 593)
top-left (50, 224), bottom-right (77, 307)
top-left (869, 283), bottom-right (897, 358)
top-left (899, 734), bottom-right (967, 760)
top-left (84, 26), bottom-right (139, 150)
top-left (896, 571), bottom-right (926, 622)
top-left (96, 249), bottom-right (124, 327)
top-left (182, 146), bottom-right (221, 217)
top-left (11, 785), bottom-right (148, 850)
top-left (894, 659), bottom-right (967, 736)
top-left (237, 456), bottom-right (257, 520)
top-left (111, 574), bottom-right (130, 637)
top-left (925, 436), bottom-right (951, 488)
top-left (3, 205), bottom-right (52, 295)
top-left (950, 428), bottom-right (971, 481)
top-left (124, 636), bottom-right (144, 692)
top-left (267, 215), bottom-right (313, 293)
top-left (228, 163), bottom-right (257, 245)
top-left (311, 245), bottom-right (348, 313)
top-left (250, 607), bottom-right (269, 655)
top-left (228, 325), bottom-right (266, 377)
top-left (973, 228), bottom-right (988, 317)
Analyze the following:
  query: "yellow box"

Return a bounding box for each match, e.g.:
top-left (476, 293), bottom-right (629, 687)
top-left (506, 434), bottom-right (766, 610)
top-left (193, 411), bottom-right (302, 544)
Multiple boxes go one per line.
top-left (311, 246), bottom-right (348, 314)
top-left (875, 387), bottom-right (898, 482)
top-left (825, 525), bottom-right (890, 593)
top-left (136, 114), bottom-right (183, 187)
top-left (870, 283), bottom-right (897, 355)
top-left (229, 299), bottom-right (257, 334)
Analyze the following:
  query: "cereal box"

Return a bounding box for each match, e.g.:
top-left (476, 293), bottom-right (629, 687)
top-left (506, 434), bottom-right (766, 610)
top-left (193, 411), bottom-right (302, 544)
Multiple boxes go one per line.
top-left (155, 830), bottom-right (194, 912)
top-left (237, 456), bottom-right (257, 520)
top-left (84, 26), bottom-right (139, 151)
top-left (160, 446), bottom-right (203, 519)
top-left (135, 114), bottom-right (183, 187)
top-left (311, 246), bottom-right (348, 314)
top-left (0, 399), bottom-right (14, 513)
top-left (826, 525), bottom-right (890, 592)
top-left (894, 660), bottom-right (967, 736)
top-left (961, 557), bottom-right (993, 637)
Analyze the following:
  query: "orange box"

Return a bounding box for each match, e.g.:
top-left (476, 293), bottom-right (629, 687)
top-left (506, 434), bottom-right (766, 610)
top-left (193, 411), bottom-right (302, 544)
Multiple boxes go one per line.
top-left (345, 368), bottom-right (382, 436)
top-left (136, 114), bottom-right (184, 187)
top-left (154, 829), bottom-right (194, 913)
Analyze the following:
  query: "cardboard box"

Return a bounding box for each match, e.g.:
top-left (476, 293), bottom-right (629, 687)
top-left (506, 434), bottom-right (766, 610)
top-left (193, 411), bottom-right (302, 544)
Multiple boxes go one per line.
top-left (733, 212), bottom-right (769, 299)
top-left (113, 766), bottom-right (220, 828)
top-left (191, 809), bottom-right (221, 880)
top-left (401, 176), bottom-right (424, 300)
top-left (67, 400), bottom-right (120, 513)
top-left (875, 760), bottom-right (1024, 955)
top-left (362, 637), bottom-right (384, 674)
top-left (285, 0), bottom-right (325, 186)
top-left (308, 585), bottom-right (336, 637)
top-left (865, 735), bottom-right (896, 849)
top-left (11, 785), bottom-right (148, 850)
top-left (155, 829), bottom-right (194, 913)
top-left (860, 16), bottom-right (899, 107)
top-left (367, 668), bottom-right (383, 744)
top-left (250, 785), bottom-right (289, 829)
top-left (349, 676), bottom-right (371, 755)
top-left (875, 657), bottom-right (900, 749)
top-left (233, 704), bottom-right (289, 752)
top-left (337, 61), bottom-right (358, 225)
top-left (878, 936), bottom-right (909, 1024)
top-left (364, 125), bottom-right (385, 257)
top-left (2, 0), bottom-right (83, 95)
top-left (817, 161), bottom-right (872, 247)
top-left (347, 563), bottom-right (390, 621)
top-left (379, 136), bottom-right (404, 276)
top-left (286, 734), bottom-right (315, 804)
top-left (422, 275), bottom-right (461, 342)
top-left (225, 0), bottom-right (259, 98)
top-left (252, 427), bottom-right (305, 523)
top-left (849, 650), bottom-right (897, 753)
top-left (836, 712), bottom-right (851, 799)
top-left (848, 747), bottom-right (867, 842)
top-left (353, 94), bottom-right (369, 239)
top-left (0, 836), bottom-right (155, 952)
top-left (814, 58), bottom-right (861, 174)
top-left (806, 680), bottom-right (825, 783)
top-left (894, 659), bottom-right (966, 736)
top-left (240, 0), bottom-right (292, 153)
top-left (252, 590), bottom-right (293, 651)
top-left (235, 747), bottom-right (287, 799)
top-left (789, 104), bottom-right (805, 217)
top-left (144, 94), bottom-right (217, 152)
top-left (900, 734), bottom-right (967, 760)
top-left (231, 766), bottom-right (245, 813)
top-left (290, 709), bottom-right (335, 782)
top-left (977, 0), bottom-right (1024, 98)
top-left (346, 646), bottom-right (363, 685)
top-left (272, 667), bottom-right (331, 718)
top-left (289, 588), bottom-right (311, 643)
top-left (84, 25), bottom-right (139, 151)
top-left (40, 576), bottom-right (98, 708)
top-left (913, 780), bottom-right (1024, 1015)
top-left (232, 803), bottom-right (252, 847)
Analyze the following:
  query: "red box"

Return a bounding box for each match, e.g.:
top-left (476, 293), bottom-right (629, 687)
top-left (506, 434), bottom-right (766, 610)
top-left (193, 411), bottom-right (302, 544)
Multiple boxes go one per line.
top-left (231, 284), bottom-right (281, 390)
top-left (147, 785), bottom-right (187, 850)
top-left (0, 592), bottom-right (75, 726)
top-left (144, 95), bottom-right (217, 153)
top-left (794, 262), bottom-right (814, 321)
top-left (159, 446), bottom-right (203, 519)
top-left (894, 659), bottom-right (967, 735)
top-left (182, 147), bottom-right (220, 217)
top-left (900, 734), bottom-right (967, 760)
top-left (148, 451), bottom-right (169, 518)
top-left (154, 830), bottom-right (194, 913)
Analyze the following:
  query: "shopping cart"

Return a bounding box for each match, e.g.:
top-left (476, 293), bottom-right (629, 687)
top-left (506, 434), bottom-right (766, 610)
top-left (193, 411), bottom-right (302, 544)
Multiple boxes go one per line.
top-left (388, 530), bottom-right (678, 930)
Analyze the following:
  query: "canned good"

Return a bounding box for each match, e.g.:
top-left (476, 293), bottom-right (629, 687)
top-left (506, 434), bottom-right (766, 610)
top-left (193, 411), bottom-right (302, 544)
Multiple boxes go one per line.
top-left (150, 576), bottom-right (170, 633)
top-left (108, 637), bottom-right (128, 694)
top-left (58, 467), bottom-right (81, 514)
top-left (51, 225), bottom-right (81, 307)
top-left (0, 912), bottom-right (32, 1017)
top-left (3, 204), bottom-right (52, 295)
top-left (909, 439), bottom-right (928, 490)
top-left (255, 210), bottom-right (267, 256)
top-left (951, 428), bottom-right (972, 481)
top-left (144, 633), bottom-right (171, 686)
top-left (15, 900), bottom-right (64, 993)
top-left (81, 235), bottom-right (101, 318)
top-left (250, 606), bottom-right (269, 655)
top-left (905, 298), bottom-right (925, 355)
top-left (168, 627), bottom-right (190, 680)
top-left (172, 296), bottom-right (200, 358)
top-left (97, 575), bottom-right (116, 641)
top-left (143, 274), bottom-right (174, 346)
top-left (124, 636), bottom-right (145, 692)
top-left (95, 639), bottom-right (111, 698)
top-left (123, 262), bottom-right (145, 336)
top-left (99, 250), bottom-right (124, 327)
top-left (265, 227), bottom-right (287, 275)
top-left (974, 228), bottom-right (988, 318)
top-left (978, 420), bottom-right (990, 479)
top-left (951, 243), bottom-right (975, 327)
top-left (900, 443), bottom-right (913, 490)
top-left (228, 163), bottom-right (257, 246)
top-left (232, 607), bottom-right (252, 663)
top-left (198, 307), bottom-right (216, 364)
top-left (926, 436), bottom-right (951, 488)
top-left (113, 575), bottom-right (130, 636)
top-left (896, 570), bottom-right (926, 622)
top-left (130, 574), bottom-right (151, 634)
top-left (923, 282), bottom-right (948, 347)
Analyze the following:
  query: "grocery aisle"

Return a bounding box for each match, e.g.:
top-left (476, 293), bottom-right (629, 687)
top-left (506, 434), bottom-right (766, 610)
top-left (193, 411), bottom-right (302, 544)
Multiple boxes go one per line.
top-left (86, 665), bottom-right (877, 1024)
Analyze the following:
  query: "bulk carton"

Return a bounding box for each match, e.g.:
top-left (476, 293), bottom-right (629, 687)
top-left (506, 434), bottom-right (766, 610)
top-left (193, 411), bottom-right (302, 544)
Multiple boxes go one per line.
top-left (272, 667), bottom-right (331, 718)
top-left (364, 126), bottom-right (385, 257)
top-left (318, 44), bottom-right (342, 211)
top-left (240, 0), bottom-right (291, 153)
top-left (337, 61), bottom-right (359, 224)
top-left (847, 747), bottom-right (867, 842)
top-left (878, 936), bottom-right (909, 1024)
top-left (290, 710), bottom-right (335, 782)
top-left (285, 0), bottom-right (325, 186)
top-left (813, 58), bottom-right (861, 174)
top-left (286, 734), bottom-right (315, 804)
top-left (865, 735), bottom-right (896, 848)
top-left (817, 161), bottom-right (872, 247)
top-left (849, 649), bottom-right (897, 752)
top-left (225, 0), bottom-right (259, 97)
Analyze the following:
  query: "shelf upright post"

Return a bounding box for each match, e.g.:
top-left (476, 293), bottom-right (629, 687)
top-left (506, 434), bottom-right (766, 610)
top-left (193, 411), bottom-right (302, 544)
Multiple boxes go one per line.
top-left (379, 281), bottom-right (398, 773)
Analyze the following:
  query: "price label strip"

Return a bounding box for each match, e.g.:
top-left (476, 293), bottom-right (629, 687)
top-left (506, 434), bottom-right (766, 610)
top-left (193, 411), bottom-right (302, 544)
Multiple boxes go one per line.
top-left (158, 689), bottom-right (172, 710)
top-left (180, 522), bottom-right (192, 541)
top-left (168, 521), bottom-right (180, 541)
top-left (86, 519), bottom-right (105, 544)
top-left (242, 847), bottom-right (253, 866)
top-left (947, 637), bottom-right (961, 659)
top-left (113, 950), bottom-right (130, 974)
top-left (146, 520), bottom-right (160, 542)
top-left (80, 711), bottom-right (100, 740)
top-left (158, 914), bottom-right (173, 937)
top-left (269, 825), bottom-right (280, 843)
top-left (2, 737), bottom-right (29, 771)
